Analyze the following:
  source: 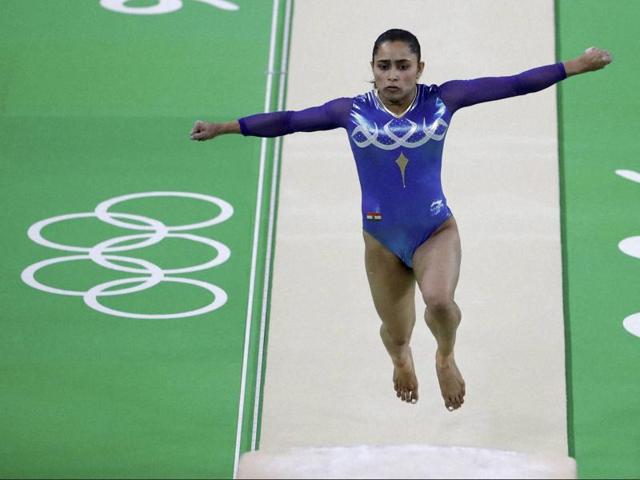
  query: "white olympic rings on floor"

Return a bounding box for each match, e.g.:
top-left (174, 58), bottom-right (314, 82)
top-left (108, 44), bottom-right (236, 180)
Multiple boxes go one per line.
top-left (615, 169), bottom-right (640, 338)
top-left (99, 0), bottom-right (239, 16)
top-left (21, 192), bottom-right (233, 320)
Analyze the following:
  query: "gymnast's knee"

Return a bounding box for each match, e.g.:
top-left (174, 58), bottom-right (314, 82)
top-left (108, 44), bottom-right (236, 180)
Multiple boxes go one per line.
top-left (380, 323), bottom-right (411, 346)
top-left (422, 293), bottom-right (457, 318)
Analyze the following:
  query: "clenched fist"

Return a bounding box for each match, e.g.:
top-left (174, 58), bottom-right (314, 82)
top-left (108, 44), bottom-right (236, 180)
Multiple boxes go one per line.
top-left (564, 47), bottom-right (612, 76)
top-left (580, 46), bottom-right (613, 72)
top-left (190, 120), bottom-right (221, 141)
top-left (190, 120), bottom-right (241, 141)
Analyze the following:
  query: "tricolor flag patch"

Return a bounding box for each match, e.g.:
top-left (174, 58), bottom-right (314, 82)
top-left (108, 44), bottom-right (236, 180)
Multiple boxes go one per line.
top-left (366, 212), bottom-right (382, 221)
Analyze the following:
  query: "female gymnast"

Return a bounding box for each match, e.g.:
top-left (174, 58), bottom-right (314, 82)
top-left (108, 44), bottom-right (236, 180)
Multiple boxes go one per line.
top-left (190, 29), bottom-right (612, 411)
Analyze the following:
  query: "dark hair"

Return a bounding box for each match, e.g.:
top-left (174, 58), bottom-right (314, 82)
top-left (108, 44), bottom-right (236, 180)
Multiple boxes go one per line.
top-left (372, 29), bottom-right (421, 62)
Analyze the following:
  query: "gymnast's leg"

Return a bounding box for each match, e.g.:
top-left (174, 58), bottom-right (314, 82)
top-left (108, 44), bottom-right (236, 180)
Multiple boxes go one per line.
top-left (412, 216), bottom-right (466, 411)
top-left (363, 230), bottom-right (419, 404)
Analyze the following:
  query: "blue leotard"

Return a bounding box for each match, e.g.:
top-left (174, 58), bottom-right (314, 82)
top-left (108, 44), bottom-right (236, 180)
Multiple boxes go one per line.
top-left (239, 63), bottom-right (566, 267)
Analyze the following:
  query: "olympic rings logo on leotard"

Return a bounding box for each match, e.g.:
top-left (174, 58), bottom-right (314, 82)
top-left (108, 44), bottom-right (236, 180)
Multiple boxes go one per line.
top-left (351, 117), bottom-right (449, 151)
top-left (21, 192), bottom-right (233, 320)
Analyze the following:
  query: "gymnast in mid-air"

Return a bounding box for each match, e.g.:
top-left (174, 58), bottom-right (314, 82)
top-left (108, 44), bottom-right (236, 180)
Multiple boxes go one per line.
top-left (190, 29), bottom-right (612, 411)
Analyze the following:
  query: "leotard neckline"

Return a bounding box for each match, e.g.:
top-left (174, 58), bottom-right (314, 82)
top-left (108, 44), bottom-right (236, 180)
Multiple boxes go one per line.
top-left (373, 85), bottom-right (419, 119)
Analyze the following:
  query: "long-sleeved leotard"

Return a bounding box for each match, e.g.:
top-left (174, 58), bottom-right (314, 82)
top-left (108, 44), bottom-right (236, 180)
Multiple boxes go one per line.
top-left (239, 63), bottom-right (567, 268)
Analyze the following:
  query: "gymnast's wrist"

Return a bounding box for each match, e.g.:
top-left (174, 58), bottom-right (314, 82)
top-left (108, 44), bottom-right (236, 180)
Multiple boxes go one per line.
top-left (562, 58), bottom-right (583, 77)
top-left (219, 120), bottom-right (241, 135)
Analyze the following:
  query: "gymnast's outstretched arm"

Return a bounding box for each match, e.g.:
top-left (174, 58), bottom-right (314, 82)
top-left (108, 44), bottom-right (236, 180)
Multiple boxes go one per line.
top-left (439, 46), bottom-right (612, 113)
top-left (190, 97), bottom-right (353, 142)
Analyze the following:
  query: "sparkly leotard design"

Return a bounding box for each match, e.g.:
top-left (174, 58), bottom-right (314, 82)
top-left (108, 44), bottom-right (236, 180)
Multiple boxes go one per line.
top-left (239, 63), bottom-right (566, 267)
top-left (346, 85), bottom-right (453, 267)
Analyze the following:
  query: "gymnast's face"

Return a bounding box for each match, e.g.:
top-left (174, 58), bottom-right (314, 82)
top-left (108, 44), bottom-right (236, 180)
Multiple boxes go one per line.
top-left (371, 41), bottom-right (424, 105)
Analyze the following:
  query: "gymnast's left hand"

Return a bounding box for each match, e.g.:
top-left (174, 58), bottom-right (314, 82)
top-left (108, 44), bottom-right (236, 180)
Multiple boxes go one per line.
top-left (578, 47), bottom-right (613, 72)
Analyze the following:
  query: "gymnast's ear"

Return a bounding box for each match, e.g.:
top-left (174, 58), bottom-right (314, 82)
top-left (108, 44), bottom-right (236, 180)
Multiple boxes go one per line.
top-left (417, 60), bottom-right (425, 79)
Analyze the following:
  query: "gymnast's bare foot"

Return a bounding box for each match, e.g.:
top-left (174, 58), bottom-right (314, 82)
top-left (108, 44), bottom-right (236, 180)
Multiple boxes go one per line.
top-left (393, 348), bottom-right (419, 404)
top-left (435, 350), bottom-right (465, 411)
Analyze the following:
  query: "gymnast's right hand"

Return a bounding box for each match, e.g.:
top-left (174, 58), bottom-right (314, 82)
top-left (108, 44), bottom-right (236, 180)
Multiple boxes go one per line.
top-left (190, 120), bottom-right (221, 141)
